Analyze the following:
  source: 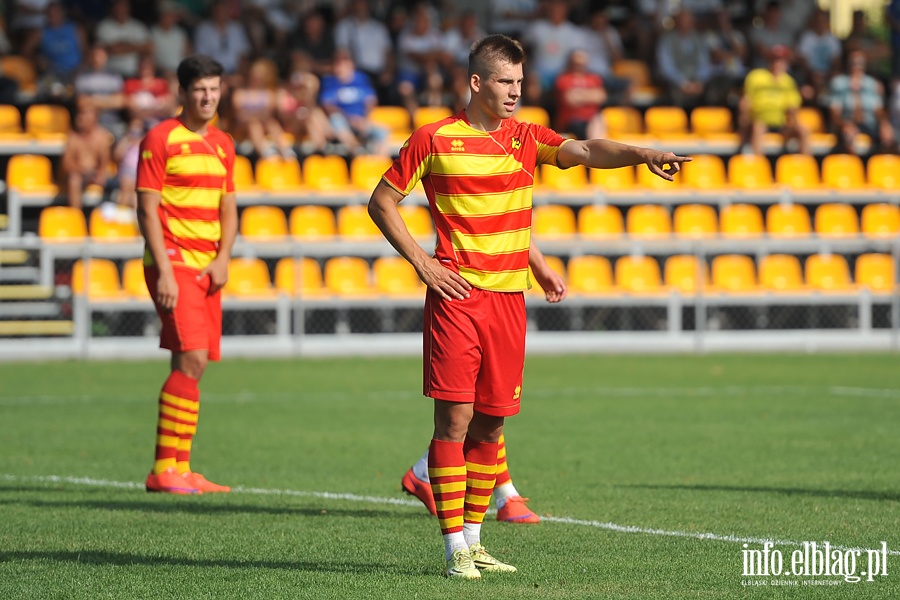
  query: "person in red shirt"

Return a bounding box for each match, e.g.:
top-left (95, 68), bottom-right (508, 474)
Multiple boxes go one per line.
top-left (368, 34), bottom-right (689, 579)
top-left (136, 54), bottom-right (237, 495)
top-left (124, 55), bottom-right (176, 128)
top-left (554, 48), bottom-right (608, 140)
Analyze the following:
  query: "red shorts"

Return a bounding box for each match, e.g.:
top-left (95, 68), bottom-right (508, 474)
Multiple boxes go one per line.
top-left (423, 287), bottom-right (526, 417)
top-left (145, 265), bottom-right (222, 361)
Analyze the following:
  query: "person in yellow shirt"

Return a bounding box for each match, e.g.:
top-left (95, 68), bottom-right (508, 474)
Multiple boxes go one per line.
top-left (739, 45), bottom-right (810, 155)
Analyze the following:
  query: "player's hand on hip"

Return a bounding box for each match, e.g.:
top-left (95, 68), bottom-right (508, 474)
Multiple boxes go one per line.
top-left (156, 270), bottom-right (179, 312)
top-left (199, 257), bottom-right (229, 294)
top-left (417, 257), bottom-right (471, 301)
top-left (646, 151), bottom-right (692, 181)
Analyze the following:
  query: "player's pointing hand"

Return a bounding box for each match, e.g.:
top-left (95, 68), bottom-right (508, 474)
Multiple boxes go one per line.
top-left (645, 150), bottom-right (692, 181)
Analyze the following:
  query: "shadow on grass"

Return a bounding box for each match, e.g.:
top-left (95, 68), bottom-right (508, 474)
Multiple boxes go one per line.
top-left (622, 483), bottom-right (900, 502)
top-left (0, 550), bottom-right (427, 576)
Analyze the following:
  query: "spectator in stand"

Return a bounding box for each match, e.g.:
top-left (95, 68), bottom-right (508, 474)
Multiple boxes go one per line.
top-left (844, 10), bottom-right (891, 81)
top-left (750, 2), bottom-right (795, 69)
top-left (277, 51), bottom-right (331, 157)
top-left (232, 57), bottom-right (295, 159)
top-left (124, 54), bottom-right (176, 129)
top-left (95, 0), bottom-right (153, 78)
top-left (61, 103), bottom-right (113, 209)
top-left (581, 9), bottom-right (630, 104)
top-left (151, 1), bottom-right (191, 77)
top-left (796, 9), bottom-right (841, 103)
top-left (334, 0), bottom-right (395, 104)
top-left (107, 116), bottom-right (145, 215)
top-left (627, 0), bottom-right (676, 67)
top-left (289, 9), bottom-right (335, 77)
top-left (443, 10), bottom-right (485, 68)
top-left (886, 0), bottom-right (900, 80)
top-left (703, 8), bottom-right (747, 106)
top-left (656, 10), bottom-right (711, 110)
top-left (11, 0), bottom-right (49, 48)
top-left (490, 0), bottom-right (539, 40)
top-left (74, 44), bottom-right (127, 138)
top-left (755, 0), bottom-right (817, 43)
top-left (242, 0), bottom-right (294, 59)
top-left (739, 45), bottom-right (810, 156)
top-left (395, 3), bottom-right (449, 114)
top-left (829, 51), bottom-right (896, 155)
top-left (27, 2), bottom-right (84, 86)
top-left (320, 49), bottom-right (389, 156)
top-left (554, 48), bottom-right (606, 140)
top-left (194, 0), bottom-right (251, 77)
top-left (522, 0), bottom-right (585, 92)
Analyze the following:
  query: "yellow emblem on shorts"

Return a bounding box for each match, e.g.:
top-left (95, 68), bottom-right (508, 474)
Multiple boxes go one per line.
top-left (513, 385), bottom-right (521, 400)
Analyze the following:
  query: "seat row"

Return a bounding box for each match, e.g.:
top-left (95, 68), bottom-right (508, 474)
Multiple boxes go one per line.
top-left (71, 252), bottom-right (896, 302)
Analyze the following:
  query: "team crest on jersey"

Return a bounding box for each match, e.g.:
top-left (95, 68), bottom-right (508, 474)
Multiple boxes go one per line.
top-left (181, 143), bottom-right (191, 154)
top-left (216, 145), bottom-right (226, 159)
top-left (511, 138), bottom-right (521, 150)
top-left (450, 139), bottom-right (465, 152)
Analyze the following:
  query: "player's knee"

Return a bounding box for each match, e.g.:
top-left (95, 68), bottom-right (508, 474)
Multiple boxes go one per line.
top-left (173, 351), bottom-right (208, 380)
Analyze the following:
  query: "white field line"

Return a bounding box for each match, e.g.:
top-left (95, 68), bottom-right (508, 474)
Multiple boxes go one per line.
top-left (2, 473), bottom-right (897, 558)
top-left (2, 385), bottom-right (899, 406)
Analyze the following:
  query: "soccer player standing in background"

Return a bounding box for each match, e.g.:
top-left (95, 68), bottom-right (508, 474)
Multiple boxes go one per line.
top-left (369, 34), bottom-right (689, 578)
top-left (136, 55), bottom-right (237, 495)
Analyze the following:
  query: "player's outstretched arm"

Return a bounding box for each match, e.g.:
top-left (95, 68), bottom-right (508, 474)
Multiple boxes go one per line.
top-left (368, 180), bottom-right (471, 301)
top-left (557, 138), bottom-right (692, 181)
top-left (529, 242), bottom-right (567, 304)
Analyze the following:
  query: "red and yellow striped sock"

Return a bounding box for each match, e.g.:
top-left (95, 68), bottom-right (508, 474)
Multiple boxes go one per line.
top-left (153, 370), bottom-right (199, 475)
top-left (494, 433), bottom-right (511, 487)
top-left (428, 439), bottom-right (466, 536)
top-left (463, 436), bottom-right (499, 530)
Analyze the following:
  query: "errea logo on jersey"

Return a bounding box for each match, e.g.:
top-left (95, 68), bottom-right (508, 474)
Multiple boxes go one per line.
top-left (450, 139), bottom-right (465, 152)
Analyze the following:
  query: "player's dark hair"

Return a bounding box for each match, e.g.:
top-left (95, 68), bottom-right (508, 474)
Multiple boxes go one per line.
top-left (176, 54), bottom-right (224, 90)
top-left (468, 34), bottom-right (525, 78)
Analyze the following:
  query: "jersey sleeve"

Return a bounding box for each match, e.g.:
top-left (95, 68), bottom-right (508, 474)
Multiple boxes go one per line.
top-left (531, 123), bottom-right (568, 166)
top-left (381, 125), bottom-right (433, 195)
top-left (221, 134), bottom-right (236, 193)
top-left (136, 127), bottom-right (167, 193)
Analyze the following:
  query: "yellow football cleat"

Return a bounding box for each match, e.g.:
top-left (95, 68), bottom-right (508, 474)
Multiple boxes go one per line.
top-left (468, 543), bottom-right (517, 573)
top-left (445, 548), bottom-right (481, 579)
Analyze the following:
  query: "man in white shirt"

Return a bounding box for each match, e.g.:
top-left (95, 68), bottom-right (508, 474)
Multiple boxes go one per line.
top-left (194, 0), bottom-right (251, 76)
top-left (334, 0), bottom-right (394, 102)
top-left (95, 0), bottom-right (152, 78)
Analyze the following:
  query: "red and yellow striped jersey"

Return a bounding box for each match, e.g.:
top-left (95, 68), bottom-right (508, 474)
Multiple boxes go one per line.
top-left (136, 118), bottom-right (235, 270)
top-left (382, 110), bottom-right (568, 291)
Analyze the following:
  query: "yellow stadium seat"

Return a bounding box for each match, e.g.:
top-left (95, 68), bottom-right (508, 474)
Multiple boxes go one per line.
top-left (398, 204), bottom-right (433, 238)
top-left (1, 56), bottom-right (36, 93)
top-left (577, 204), bottom-right (624, 238)
top-left (822, 154), bottom-right (865, 190)
top-left (664, 255), bottom-right (707, 295)
top-left (759, 254), bottom-right (804, 293)
top-left (122, 258), bottom-right (150, 299)
top-left (690, 106), bottom-right (737, 140)
top-left (856, 254), bottom-right (895, 294)
top-left (612, 59), bottom-right (661, 104)
top-left (540, 164), bottom-right (589, 191)
top-left (567, 255), bottom-right (614, 295)
top-left (529, 255), bottom-right (566, 296)
top-left (796, 106), bottom-right (836, 148)
top-left (673, 203), bottom-right (717, 238)
top-left (303, 155), bottom-right (350, 191)
top-left (636, 163), bottom-right (681, 190)
top-left (626, 204), bottom-right (671, 238)
top-left (590, 166), bottom-right (635, 191)
top-left (233, 155), bottom-right (256, 191)
top-left (38, 206), bottom-right (87, 240)
top-left (806, 254), bottom-right (854, 292)
top-left (766, 203), bottom-right (811, 238)
top-left (680, 154), bottom-right (726, 190)
top-left (601, 106), bottom-right (643, 138)
top-left (814, 203), bottom-right (859, 238)
top-left (0, 105), bottom-right (25, 140)
top-left (369, 106), bottom-right (412, 143)
top-left (224, 257), bottom-right (276, 297)
top-left (533, 204), bottom-right (576, 238)
top-left (240, 205), bottom-right (288, 240)
top-left (720, 203), bottom-right (764, 238)
top-left (24, 104), bottom-right (70, 140)
top-left (615, 255), bottom-right (662, 294)
top-left (861, 203), bottom-right (900, 238)
top-left (710, 254), bottom-right (757, 293)
top-left (728, 155), bottom-right (773, 190)
top-left (350, 154), bottom-right (392, 192)
top-left (255, 156), bottom-right (304, 191)
top-left (867, 154), bottom-right (900, 190)
top-left (337, 204), bottom-right (381, 239)
top-left (88, 207), bottom-right (139, 241)
top-left (373, 256), bottom-right (424, 296)
top-left (644, 106), bottom-right (689, 138)
top-left (775, 154), bottom-right (821, 190)
top-left (289, 205), bottom-right (336, 239)
top-left (71, 259), bottom-right (123, 299)
top-left (325, 256), bottom-right (374, 296)
top-left (413, 106), bottom-right (453, 130)
top-left (274, 257), bottom-right (325, 296)
top-left (7, 154), bottom-right (58, 194)
top-left (514, 105), bottom-right (550, 127)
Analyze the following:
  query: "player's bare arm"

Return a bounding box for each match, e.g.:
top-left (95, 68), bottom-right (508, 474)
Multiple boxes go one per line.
top-left (529, 243), bottom-right (567, 304)
top-left (137, 190), bottom-right (178, 311)
top-left (557, 138), bottom-right (692, 181)
top-left (368, 180), bottom-right (472, 301)
top-left (199, 191), bottom-right (237, 293)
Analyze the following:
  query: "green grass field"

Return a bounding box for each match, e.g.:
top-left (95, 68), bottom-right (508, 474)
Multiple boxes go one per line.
top-left (1, 353), bottom-right (899, 599)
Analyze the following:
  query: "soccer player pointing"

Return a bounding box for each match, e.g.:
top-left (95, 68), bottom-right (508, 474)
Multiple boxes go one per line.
top-left (368, 35), bottom-right (689, 578)
top-left (137, 55), bottom-right (237, 495)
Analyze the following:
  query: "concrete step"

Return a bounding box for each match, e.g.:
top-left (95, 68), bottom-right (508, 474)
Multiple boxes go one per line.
top-left (0, 319), bottom-right (73, 336)
top-left (0, 284), bottom-right (54, 300)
